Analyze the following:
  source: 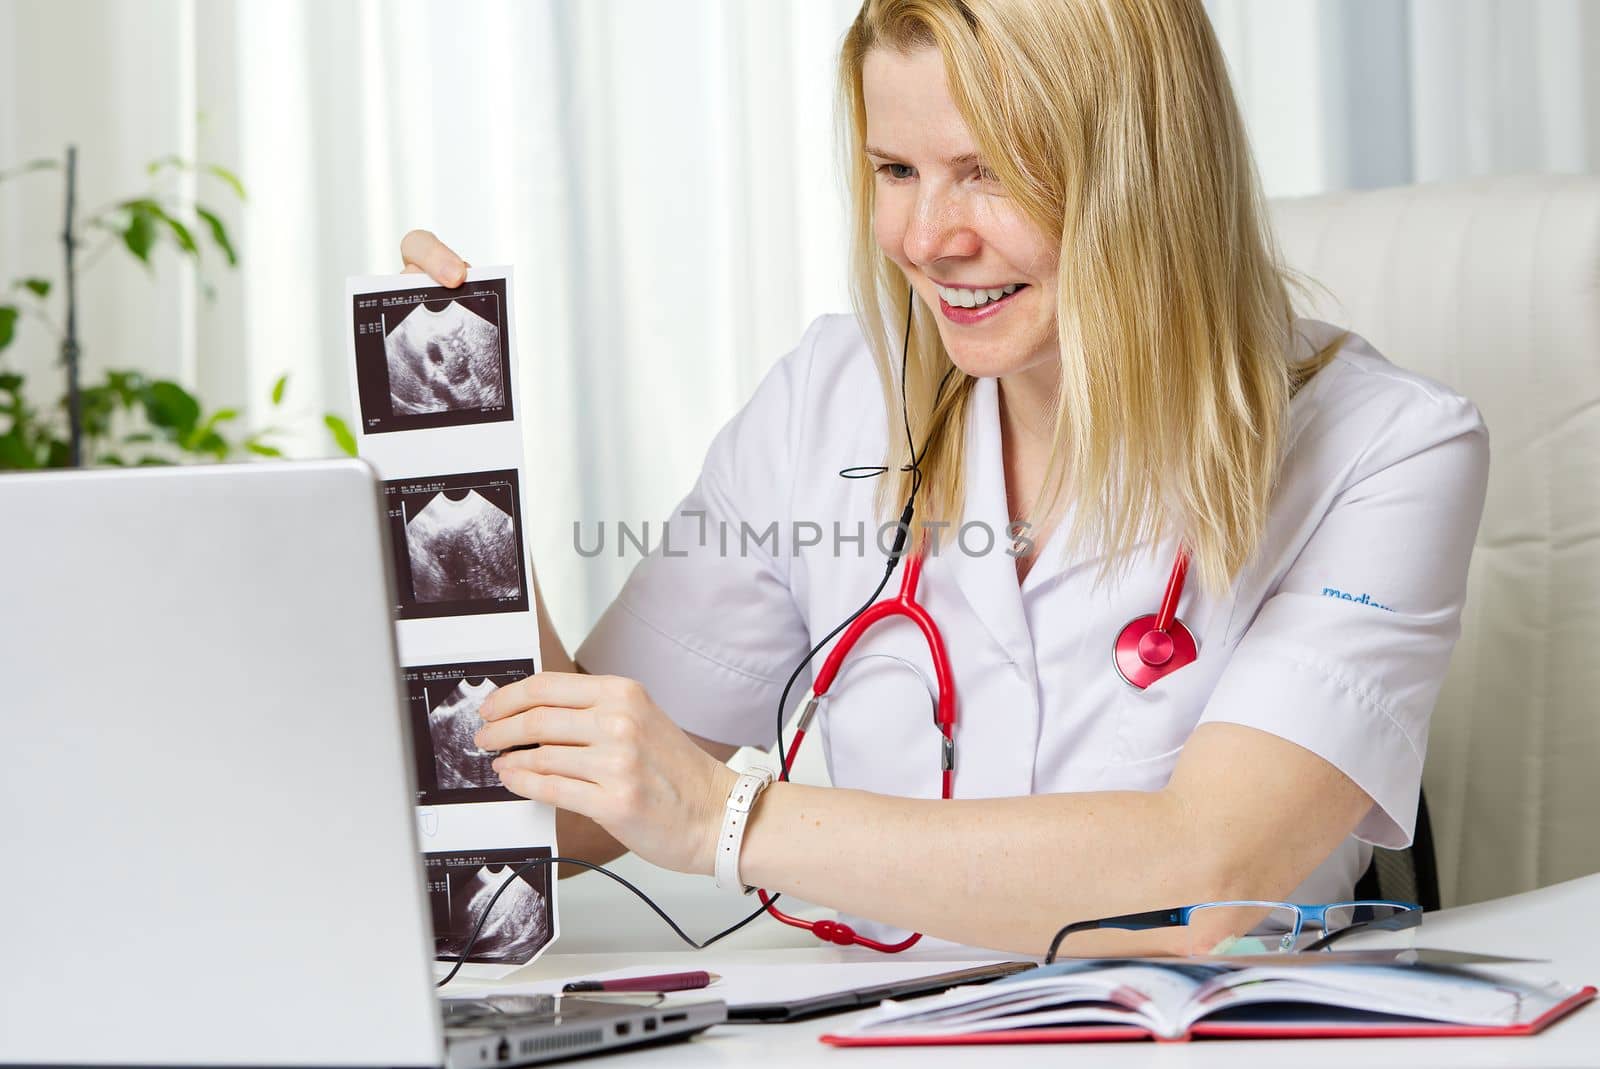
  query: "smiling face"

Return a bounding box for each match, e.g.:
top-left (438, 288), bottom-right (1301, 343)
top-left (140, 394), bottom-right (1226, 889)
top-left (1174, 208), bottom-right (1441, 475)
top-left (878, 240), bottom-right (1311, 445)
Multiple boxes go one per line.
top-left (863, 45), bottom-right (1061, 383)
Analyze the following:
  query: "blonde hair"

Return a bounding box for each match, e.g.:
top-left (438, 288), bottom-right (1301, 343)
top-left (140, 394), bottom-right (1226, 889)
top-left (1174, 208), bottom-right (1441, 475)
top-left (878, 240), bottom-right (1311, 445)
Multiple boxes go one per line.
top-left (839, 0), bottom-right (1335, 592)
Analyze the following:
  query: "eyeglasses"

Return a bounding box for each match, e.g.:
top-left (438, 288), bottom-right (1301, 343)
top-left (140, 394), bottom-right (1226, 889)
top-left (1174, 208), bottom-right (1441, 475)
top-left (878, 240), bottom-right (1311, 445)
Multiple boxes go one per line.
top-left (1044, 899), bottom-right (1423, 964)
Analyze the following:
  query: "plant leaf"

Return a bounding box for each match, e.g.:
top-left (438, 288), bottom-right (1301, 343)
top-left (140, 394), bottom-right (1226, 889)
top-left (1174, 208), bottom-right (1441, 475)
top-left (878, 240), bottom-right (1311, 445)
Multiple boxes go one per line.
top-left (139, 380), bottom-right (202, 433)
top-left (246, 441), bottom-right (285, 458)
top-left (123, 207), bottom-right (157, 264)
top-left (146, 154), bottom-right (185, 176)
top-left (187, 429), bottom-right (229, 458)
top-left (0, 430), bottom-right (37, 470)
top-left (0, 305), bottom-right (17, 351)
top-left (18, 278), bottom-right (50, 298)
top-left (106, 370), bottom-right (144, 405)
top-left (0, 158), bottom-right (59, 184)
top-left (271, 374), bottom-right (288, 405)
top-left (148, 204), bottom-right (199, 257)
top-left (205, 163), bottom-right (247, 201)
top-left (324, 413), bottom-right (358, 457)
top-left (79, 385), bottom-right (117, 437)
top-left (193, 205), bottom-right (237, 266)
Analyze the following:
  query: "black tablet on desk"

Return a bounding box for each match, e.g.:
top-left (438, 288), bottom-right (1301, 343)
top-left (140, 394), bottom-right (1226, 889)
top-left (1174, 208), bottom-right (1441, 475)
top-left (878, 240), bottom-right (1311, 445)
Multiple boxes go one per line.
top-left (728, 961), bottom-right (1033, 1023)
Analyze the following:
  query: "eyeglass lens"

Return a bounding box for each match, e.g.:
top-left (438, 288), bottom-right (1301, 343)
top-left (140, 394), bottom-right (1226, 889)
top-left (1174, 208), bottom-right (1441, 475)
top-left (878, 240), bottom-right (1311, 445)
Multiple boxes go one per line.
top-left (1182, 904), bottom-right (1302, 955)
top-left (1183, 902), bottom-right (1416, 955)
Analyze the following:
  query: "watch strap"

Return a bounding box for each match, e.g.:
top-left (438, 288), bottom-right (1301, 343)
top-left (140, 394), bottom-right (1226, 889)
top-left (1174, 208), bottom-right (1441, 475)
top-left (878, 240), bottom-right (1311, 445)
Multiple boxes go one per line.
top-left (714, 766), bottom-right (775, 892)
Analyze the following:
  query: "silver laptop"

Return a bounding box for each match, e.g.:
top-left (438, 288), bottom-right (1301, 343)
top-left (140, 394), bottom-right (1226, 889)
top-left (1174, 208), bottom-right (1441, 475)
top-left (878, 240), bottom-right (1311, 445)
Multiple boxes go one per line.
top-left (0, 460), bottom-right (723, 1067)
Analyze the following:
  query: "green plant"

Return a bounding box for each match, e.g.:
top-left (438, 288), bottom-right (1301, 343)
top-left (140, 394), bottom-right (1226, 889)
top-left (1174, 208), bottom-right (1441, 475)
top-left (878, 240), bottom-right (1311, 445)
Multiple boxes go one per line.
top-left (0, 148), bottom-right (357, 469)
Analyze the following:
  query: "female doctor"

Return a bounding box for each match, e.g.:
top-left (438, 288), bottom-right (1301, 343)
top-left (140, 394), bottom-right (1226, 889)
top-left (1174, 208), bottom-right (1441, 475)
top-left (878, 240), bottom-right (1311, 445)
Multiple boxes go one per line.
top-left (400, 0), bottom-right (1489, 956)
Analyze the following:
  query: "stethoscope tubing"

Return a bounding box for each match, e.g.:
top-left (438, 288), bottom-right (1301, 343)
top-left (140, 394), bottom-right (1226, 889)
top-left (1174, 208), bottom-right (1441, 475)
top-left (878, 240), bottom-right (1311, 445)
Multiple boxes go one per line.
top-left (757, 286), bottom-right (1196, 951)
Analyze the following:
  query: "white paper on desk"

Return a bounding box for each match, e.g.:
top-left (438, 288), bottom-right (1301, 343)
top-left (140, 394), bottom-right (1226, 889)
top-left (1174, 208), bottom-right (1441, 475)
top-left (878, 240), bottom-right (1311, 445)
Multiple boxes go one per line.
top-left (346, 267), bottom-right (557, 977)
top-left (484, 960), bottom-right (1010, 1008)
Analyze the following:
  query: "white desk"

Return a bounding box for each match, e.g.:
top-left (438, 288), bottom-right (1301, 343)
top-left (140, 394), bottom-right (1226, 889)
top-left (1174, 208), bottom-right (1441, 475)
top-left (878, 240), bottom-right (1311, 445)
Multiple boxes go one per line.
top-left (454, 871), bottom-right (1600, 1066)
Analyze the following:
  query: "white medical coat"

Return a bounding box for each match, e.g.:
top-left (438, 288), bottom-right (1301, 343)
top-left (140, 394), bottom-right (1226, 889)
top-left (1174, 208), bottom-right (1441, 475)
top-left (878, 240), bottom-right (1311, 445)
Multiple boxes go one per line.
top-left (576, 314), bottom-right (1490, 943)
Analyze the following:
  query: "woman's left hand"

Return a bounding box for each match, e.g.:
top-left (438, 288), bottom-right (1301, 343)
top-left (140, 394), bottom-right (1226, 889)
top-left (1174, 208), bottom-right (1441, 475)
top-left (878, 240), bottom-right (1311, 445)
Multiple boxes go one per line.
top-left (475, 672), bottom-right (740, 876)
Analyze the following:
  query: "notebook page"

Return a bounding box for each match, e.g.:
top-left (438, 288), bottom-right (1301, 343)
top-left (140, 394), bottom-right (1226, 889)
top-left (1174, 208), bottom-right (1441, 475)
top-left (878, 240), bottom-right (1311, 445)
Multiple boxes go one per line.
top-left (854, 962), bottom-right (1213, 1038)
top-left (1179, 965), bottom-right (1581, 1031)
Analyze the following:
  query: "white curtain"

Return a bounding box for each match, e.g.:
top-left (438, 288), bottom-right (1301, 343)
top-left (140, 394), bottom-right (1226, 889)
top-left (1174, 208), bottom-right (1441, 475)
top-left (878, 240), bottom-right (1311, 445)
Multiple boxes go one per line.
top-left (2, 0), bottom-right (1596, 644)
top-left (1205, 0), bottom-right (1600, 196)
top-left (0, 0), bottom-right (861, 648)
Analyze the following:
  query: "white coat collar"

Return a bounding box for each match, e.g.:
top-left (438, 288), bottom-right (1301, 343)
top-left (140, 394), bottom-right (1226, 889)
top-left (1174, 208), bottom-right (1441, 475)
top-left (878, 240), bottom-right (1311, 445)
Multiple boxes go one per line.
top-left (933, 375), bottom-right (1040, 668)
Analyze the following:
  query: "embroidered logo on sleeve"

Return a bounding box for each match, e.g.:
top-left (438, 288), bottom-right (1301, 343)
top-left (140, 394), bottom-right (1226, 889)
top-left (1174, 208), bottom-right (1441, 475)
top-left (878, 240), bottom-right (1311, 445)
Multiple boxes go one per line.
top-left (1321, 587), bottom-right (1395, 612)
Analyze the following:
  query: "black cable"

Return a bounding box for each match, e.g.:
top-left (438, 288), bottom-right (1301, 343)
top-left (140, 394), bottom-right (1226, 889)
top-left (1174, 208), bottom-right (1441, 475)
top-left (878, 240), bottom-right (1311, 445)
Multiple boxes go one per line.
top-left (444, 289), bottom-right (957, 983)
top-left (775, 287), bottom-right (957, 778)
top-left (437, 856), bottom-right (782, 988)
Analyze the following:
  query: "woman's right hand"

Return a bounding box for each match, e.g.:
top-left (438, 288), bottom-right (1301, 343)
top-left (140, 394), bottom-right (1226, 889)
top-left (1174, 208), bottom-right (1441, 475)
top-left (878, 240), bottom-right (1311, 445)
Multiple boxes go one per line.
top-left (400, 229), bottom-right (471, 287)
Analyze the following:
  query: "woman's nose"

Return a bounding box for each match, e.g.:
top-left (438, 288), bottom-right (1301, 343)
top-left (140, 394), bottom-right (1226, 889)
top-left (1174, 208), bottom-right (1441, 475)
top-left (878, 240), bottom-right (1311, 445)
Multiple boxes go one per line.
top-left (902, 190), bottom-right (981, 266)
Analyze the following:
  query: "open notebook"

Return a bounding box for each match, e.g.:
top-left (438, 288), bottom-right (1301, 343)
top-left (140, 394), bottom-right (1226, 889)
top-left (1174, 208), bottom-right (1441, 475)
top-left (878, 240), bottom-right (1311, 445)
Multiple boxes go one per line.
top-left (822, 960), bottom-right (1595, 1046)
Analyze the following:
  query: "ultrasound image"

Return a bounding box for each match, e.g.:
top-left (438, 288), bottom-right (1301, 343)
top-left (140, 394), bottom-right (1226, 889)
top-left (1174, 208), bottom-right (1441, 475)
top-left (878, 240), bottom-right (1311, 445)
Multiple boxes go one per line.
top-left (384, 471), bottom-right (530, 620)
top-left (351, 279), bottom-right (514, 434)
top-left (407, 489), bottom-right (519, 602)
top-left (385, 298), bottom-right (504, 414)
top-left (406, 658), bottom-right (534, 806)
top-left (427, 848), bottom-right (553, 965)
top-left (432, 678), bottom-right (501, 788)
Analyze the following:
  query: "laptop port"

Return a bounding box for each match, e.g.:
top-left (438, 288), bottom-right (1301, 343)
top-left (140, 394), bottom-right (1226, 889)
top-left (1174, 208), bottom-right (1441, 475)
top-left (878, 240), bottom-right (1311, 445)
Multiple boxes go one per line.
top-left (662, 1012), bottom-right (687, 1024)
top-left (494, 1037), bottom-right (510, 1062)
top-left (615, 1021), bottom-right (631, 1037)
top-left (643, 1018), bottom-right (657, 1033)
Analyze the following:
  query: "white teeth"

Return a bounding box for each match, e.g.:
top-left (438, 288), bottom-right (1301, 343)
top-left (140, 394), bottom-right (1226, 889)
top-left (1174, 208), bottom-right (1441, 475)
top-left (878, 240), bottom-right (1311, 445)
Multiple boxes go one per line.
top-left (936, 283), bottom-right (1022, 309)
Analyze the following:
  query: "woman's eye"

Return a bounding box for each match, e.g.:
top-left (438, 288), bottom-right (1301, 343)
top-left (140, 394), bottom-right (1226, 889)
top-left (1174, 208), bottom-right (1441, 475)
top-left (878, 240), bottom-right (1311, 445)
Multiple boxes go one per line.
top-left (876, 163), bottom-right (916, 181)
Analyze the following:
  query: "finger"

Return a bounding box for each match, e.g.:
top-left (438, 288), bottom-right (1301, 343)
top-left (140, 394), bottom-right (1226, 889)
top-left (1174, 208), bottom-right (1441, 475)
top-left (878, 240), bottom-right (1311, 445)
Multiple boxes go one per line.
top-left (481, 671), bottom-right (606, 721)
top-left (493, 743), bottom-right (603, 783)
top-left (399, 228), bottom-right (468, 287)
top-left (474, 705), bottom-right (597, 751)
top-left (497, 767), bottom-right (606, 814)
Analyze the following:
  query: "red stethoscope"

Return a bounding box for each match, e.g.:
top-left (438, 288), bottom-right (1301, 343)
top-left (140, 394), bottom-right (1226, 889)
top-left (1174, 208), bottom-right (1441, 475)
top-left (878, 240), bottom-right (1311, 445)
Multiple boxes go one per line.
top-left (754, 289), bottom-right (1197, 952)
top-left (756, 536), bottom-right (1196, 951)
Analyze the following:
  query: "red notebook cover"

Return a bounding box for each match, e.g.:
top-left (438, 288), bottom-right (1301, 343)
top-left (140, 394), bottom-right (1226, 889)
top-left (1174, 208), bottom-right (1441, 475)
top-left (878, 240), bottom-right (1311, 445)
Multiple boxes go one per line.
top-left (820, 985), bottom-right (1596, 1046)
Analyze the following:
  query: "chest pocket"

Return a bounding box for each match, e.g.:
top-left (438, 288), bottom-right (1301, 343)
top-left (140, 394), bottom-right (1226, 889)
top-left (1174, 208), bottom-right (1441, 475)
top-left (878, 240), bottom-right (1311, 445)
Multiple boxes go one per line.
top-left (1103, 624), bottom-right (1235, 791)
top-left (811, 620), bottom-right (946, 801)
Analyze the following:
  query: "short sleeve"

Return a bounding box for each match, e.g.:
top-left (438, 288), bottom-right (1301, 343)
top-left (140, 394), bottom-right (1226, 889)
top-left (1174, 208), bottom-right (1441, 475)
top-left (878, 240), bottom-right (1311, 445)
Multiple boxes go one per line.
top-left (573, 320), bottom-right (828, 749)
top-left (1200, 379), bottom-right (1490, 848)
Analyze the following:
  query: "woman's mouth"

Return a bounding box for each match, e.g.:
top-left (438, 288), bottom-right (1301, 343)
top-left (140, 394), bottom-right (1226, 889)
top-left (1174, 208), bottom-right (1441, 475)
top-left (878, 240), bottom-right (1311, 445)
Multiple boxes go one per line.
top-left (935, 282), bottom-right (1027, 324)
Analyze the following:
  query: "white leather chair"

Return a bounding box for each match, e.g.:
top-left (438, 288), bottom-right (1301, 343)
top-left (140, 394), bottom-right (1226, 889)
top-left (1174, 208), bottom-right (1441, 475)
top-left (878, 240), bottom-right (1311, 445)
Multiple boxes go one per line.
top-left (1272, 175), bottom-right (1600, 908)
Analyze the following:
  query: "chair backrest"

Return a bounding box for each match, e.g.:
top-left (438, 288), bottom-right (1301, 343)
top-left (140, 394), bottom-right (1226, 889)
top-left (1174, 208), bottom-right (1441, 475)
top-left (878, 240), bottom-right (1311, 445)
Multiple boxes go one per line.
top-left (1270, 176), bottom-right (1600, 907)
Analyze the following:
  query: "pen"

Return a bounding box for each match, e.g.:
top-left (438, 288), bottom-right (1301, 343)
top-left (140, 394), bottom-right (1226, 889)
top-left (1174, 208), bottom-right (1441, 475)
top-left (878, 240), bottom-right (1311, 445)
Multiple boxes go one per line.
top-left (562, 970), bottom-right (720, 993)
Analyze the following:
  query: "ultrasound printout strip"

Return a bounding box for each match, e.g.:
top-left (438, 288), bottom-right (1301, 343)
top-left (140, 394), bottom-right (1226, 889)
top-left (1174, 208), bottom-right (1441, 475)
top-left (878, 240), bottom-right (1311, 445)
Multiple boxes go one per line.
top-left (346, 267), bottom-right (559, 977)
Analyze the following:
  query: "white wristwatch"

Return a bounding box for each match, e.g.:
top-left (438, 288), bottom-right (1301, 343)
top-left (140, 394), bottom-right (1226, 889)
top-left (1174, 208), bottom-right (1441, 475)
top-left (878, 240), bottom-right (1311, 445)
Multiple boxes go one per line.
top-left (714, 765), bottom-right (776, 892)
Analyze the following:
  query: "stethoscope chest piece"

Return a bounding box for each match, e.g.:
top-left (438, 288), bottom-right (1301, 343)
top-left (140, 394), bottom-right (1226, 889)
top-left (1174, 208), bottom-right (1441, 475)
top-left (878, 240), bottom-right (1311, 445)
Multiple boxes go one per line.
top-left (1113, 548), bottom-right (1198, 690)
top-left (1114, 613), bottom-right (1198, 689)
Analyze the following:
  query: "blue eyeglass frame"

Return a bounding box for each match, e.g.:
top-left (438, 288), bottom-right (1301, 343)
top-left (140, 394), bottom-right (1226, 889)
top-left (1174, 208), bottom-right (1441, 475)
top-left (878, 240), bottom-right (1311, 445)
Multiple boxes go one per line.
top-left (1043, 899), bottom-right (1423, 964)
